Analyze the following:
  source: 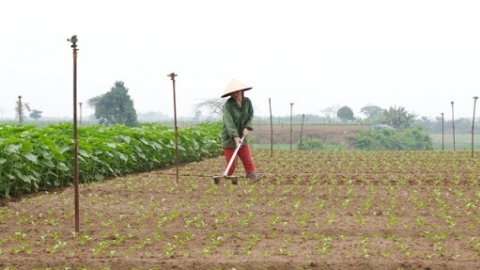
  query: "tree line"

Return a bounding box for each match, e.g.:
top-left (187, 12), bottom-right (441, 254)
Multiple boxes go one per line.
top-left (5, 81), bottom-right (139, 126)
top-left (8, 81), bottom-right (477, 134)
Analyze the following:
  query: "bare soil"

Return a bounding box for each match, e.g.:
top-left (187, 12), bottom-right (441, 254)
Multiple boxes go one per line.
top-left (1, 126), bottom-right (479, 270)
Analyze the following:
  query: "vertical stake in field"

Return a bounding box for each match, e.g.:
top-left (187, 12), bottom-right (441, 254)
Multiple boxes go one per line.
top-left (18, 96), bottom-right (22, 124)
top-left (68, 35), bottom-right (80, 233)
top-left (269, 98), bottom-right (273, 157)
top-left (300, 114), bottom-right (305, 149)
top-left (441, 112), bottom-right (444, 151)
top-left (451, 101), bottom-right (456, 151)
top-left (289, 103), bottom-right (294, 151)
top-left (472, 96), bottom-right (479, 158)
top-left (168, 73), bottom-right (180, 183)
top-left (79, 102), bottom-right (83, 126)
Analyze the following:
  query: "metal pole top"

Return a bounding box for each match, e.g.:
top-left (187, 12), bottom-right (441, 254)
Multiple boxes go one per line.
top-left (168, 73), bottom-right (177, 80)
top-left (68, 35), bottom-right (78, 49)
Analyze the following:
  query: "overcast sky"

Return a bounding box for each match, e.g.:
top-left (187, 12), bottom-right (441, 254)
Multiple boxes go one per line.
top-left (1, 0), bottom-right (480, 120)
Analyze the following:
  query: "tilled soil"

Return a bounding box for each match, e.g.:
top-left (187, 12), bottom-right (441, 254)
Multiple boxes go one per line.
top-left (1, 146), bottom-right (480, 269)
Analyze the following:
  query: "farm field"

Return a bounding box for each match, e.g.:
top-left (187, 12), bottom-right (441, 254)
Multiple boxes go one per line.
top-left (1, 149), bottom-right (480, 269)
top-left (251, 124), bottom-right (480, 151)
top-left (250, 124), bottom-right (370, 149)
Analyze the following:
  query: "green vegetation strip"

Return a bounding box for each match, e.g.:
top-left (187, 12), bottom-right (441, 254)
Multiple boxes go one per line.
top-left (0, 122), bottom-right (222, 198)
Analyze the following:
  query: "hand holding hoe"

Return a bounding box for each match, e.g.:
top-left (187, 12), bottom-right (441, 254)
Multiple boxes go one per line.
top-left (213, 137), bottom-right (244, 185)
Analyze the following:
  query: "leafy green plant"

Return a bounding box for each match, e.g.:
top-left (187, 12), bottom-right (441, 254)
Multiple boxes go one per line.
top-left (0, 122), bottom-right (222, 198)
top-left (350, 126), bottom-right (433, 151)
top-left (297, 138), bottom-right (327, 151)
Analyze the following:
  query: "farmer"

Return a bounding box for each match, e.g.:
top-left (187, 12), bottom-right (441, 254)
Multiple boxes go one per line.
top-left (220, 79), bottom-right (258, 180)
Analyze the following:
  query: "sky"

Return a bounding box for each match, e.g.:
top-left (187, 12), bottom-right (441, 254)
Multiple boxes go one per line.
top-left (1, 0), bottom-right (480, 120)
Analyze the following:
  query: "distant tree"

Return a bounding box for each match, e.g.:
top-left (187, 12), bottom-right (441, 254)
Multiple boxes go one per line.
top-left (380, 106), bottom-right (417, 129)
top-left (337, 106), bottom-right (354, 121)
top-left (360, 104), bottom-right (383, 120)
top-left (193, 98), bottom-right (225, 116)
top-left (29, 109), bottom-right (43, 120)
top-left (320, 105), bottom-right (341, 121)
top-left (88, 81), bottom-right (139, 127)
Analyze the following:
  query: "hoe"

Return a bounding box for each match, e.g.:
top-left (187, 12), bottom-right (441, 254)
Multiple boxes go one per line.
top-left (213, 137), bottom-right (244, 185)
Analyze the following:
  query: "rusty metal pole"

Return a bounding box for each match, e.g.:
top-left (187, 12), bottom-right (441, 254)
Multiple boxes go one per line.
top-left (269, 98), bottom-right (273, 157)
top-left (451, 101), bottom-right (455, 151)
top-left (168, 73), bottom-right (179, 183)
top-left (79, 102), bottom-right (83, 126)
top-left (68, 35), bottom-right (80, 233)
top-left (290, 103), bottom-right (294, 151)
top-left (18, 96), bottom-right (22, 124)
top-left (472, 96), bottom-right (479, 158)
top-left (441, 113), bottom-right (444, 151)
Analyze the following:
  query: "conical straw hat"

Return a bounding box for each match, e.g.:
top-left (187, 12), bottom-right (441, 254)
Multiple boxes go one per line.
top-left (221, 79), bottom-right (253, 98)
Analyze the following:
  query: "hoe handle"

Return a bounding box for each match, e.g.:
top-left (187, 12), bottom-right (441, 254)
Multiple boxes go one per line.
top-left (223, 136), bottom-right (245, 176)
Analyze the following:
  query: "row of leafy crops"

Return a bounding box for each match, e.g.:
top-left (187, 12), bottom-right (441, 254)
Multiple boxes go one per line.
top-left (0, 122), bottom-right (222, 198)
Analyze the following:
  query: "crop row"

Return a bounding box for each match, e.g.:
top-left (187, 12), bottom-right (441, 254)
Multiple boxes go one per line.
top-left (0, 122), bottom-right (222, 198)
